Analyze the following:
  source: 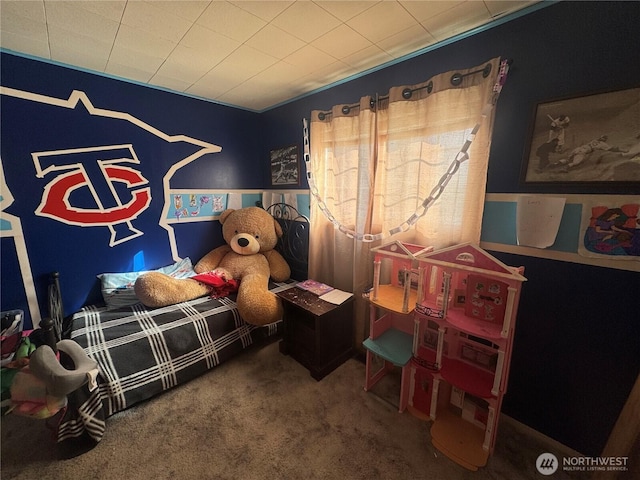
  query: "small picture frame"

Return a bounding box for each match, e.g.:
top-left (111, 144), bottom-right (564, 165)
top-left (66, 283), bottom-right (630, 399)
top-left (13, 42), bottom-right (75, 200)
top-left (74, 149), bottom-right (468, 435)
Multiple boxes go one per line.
top-left (521, 86), bottom-right (640, 187)
top-left (270, 145), bottom-right (299, 186)
top-left (453, 289), bottom-right (466, 308)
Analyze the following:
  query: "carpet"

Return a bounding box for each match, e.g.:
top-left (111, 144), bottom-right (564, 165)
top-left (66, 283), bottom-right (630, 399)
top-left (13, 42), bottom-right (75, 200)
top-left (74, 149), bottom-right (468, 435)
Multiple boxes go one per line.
top-left (1, 340), bottom-right (589, 480)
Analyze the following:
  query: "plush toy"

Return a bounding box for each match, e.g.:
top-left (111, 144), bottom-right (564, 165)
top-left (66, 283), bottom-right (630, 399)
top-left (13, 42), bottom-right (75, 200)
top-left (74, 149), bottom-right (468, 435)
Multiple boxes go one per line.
top-left (134, 206), bottom-right (291, 325)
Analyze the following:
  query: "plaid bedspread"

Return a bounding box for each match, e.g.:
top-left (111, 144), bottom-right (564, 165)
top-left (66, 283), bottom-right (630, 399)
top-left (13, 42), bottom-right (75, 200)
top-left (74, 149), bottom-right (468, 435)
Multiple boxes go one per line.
top-left (56, 280), bottom-right (295, 444)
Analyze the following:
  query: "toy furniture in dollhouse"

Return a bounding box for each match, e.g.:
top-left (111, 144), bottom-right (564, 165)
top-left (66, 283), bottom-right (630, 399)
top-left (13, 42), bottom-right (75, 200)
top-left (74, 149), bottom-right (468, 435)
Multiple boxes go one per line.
top-left (409, 243), bottom-right (526, 471)
top-left (362, 241), bottom-right (432, 412)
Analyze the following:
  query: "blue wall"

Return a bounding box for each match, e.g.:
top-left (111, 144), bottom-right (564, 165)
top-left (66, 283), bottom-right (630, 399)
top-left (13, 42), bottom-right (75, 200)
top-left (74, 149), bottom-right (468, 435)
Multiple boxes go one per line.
top-left (1, 53), bottom-right (264, 319)
top-left (1, 0), bottom-right (638, 459)
top-left (261, 1), bottom-right (640, 458)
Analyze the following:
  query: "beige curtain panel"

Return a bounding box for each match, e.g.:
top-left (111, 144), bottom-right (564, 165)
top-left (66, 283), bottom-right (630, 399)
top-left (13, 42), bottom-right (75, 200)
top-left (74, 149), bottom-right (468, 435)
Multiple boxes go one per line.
top-left (307, 57), bottom-right (504, 344)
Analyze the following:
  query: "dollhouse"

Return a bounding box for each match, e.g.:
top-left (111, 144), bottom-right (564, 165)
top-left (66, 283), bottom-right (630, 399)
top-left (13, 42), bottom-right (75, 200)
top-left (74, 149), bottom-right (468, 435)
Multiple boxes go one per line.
top-left (362, 241), bottom-right (433, 411)
top-left (363, 242), bottom-right (526, 471)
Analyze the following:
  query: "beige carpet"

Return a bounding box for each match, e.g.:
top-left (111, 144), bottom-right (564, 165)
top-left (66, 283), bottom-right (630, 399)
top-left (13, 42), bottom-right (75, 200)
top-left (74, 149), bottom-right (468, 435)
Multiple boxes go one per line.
top-left (2, 341), bottom-right (589, 480)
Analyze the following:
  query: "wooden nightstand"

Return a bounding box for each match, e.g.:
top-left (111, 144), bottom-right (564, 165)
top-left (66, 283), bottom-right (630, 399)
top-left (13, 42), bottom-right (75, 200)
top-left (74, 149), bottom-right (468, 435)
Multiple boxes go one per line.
top-left (277, 286), bottom-right (354, 380)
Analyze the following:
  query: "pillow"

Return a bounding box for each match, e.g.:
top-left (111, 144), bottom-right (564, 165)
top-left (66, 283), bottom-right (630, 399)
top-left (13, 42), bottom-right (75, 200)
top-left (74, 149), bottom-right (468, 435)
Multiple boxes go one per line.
top-left (98, 257), bottom-right (196, 308)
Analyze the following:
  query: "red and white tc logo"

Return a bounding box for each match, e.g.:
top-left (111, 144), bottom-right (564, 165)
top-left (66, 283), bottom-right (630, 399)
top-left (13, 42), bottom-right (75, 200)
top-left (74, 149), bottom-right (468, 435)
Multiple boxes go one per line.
top-left (33, 144), bottom-right (151, 246)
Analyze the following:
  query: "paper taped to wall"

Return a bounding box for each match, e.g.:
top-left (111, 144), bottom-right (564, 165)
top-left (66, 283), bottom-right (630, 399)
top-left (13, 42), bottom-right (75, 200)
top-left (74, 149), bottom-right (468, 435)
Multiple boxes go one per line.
top-left (516, 196), bottom-right (566, 248)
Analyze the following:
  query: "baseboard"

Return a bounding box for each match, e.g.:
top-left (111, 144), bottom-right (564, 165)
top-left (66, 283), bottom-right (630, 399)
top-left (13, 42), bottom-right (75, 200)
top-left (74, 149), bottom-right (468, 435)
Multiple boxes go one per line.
top-left (500, 413), bottom-right (584, 458)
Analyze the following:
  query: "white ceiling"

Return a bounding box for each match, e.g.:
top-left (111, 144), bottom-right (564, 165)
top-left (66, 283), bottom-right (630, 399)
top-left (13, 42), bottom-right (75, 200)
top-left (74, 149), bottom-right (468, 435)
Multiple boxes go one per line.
top-left (0, 0), bottom-right (541, 112)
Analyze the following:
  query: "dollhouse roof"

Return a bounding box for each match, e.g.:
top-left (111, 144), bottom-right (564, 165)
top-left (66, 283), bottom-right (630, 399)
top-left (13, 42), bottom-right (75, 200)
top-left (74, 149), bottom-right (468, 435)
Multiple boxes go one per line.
top-left (417, 243), bottom-right (527, 282)
top-left (371, 240), bottom-right (434, 260)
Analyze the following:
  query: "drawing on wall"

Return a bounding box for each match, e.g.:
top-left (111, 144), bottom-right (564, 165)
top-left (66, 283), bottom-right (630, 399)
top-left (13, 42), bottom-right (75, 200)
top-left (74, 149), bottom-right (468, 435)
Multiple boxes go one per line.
top-left (579, 197), bottom-right (640, 260)
top-left (270, 145), bottom-right (299, 186)
top-left (166, 193), bottom-right (228, 221)
top-left (521, 87), bottom-right (640, 186)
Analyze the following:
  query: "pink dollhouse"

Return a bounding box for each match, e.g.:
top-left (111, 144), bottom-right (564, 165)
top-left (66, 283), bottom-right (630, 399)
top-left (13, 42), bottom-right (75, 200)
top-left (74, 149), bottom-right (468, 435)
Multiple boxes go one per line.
top-left (362, 241), bottom-right (432, 411)
top-left (363, 242), bottom-right (526, 471)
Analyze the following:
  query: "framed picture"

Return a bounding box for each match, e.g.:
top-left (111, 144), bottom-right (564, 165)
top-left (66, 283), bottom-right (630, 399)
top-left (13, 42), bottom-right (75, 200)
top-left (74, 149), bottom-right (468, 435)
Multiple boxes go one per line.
top-left (270, 145), bottom-right (299, 186)
top-left (521, 86), bottom-right (640, 186)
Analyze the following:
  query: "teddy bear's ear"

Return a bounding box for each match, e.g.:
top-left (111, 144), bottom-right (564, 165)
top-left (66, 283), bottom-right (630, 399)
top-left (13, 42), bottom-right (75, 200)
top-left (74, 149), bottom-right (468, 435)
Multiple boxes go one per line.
top-left (273, 217), bottom-right (283, 237)
top-left (219, 209), bottom-right (235, 224)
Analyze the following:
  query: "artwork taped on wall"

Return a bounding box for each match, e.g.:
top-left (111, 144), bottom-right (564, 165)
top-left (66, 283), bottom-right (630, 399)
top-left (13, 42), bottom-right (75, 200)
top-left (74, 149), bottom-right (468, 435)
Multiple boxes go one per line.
top-left (579, 195), bottom-right (640, 260)
top-left (521, 86), bottom-right (640, 186)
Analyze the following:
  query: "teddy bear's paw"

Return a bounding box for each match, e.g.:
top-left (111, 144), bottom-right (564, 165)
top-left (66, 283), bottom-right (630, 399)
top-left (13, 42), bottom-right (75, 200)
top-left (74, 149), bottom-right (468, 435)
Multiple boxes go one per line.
top-left (210, 268), bottom-right (232, 282)
top-left (134, 273), bottom-right (209, 308)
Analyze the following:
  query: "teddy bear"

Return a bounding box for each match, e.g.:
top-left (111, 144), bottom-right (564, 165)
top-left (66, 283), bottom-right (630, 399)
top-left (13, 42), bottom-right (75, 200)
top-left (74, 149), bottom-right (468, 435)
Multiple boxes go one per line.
top-left (134, 206), bottom-right (291, 326)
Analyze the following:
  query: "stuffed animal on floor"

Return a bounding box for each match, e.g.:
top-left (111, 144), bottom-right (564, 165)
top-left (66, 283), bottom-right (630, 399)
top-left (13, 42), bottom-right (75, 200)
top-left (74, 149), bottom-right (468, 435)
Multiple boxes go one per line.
top-left (134, 206), bottom-right (291, 325)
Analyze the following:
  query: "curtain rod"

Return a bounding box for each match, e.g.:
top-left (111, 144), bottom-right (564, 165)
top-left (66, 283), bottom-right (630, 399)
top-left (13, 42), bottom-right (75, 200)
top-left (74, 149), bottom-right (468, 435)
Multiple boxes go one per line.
top-left (317, 60), bottom-right (511, 120)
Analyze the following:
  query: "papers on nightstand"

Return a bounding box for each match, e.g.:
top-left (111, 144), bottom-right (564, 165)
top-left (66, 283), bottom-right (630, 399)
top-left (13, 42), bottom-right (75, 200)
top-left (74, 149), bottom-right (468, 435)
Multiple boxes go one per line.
top-left (319, 289), bottom-right (353, 305)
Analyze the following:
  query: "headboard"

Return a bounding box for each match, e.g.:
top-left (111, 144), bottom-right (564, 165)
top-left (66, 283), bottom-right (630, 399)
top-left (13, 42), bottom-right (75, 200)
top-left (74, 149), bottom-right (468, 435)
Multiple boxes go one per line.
top-left (263, 202), bottom-right (309, 281)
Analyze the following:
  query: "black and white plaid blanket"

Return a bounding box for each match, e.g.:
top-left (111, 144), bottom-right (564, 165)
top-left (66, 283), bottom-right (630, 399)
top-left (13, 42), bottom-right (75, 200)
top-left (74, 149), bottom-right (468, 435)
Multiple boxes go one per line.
top-left (56, 281), bottom-right (295, 444)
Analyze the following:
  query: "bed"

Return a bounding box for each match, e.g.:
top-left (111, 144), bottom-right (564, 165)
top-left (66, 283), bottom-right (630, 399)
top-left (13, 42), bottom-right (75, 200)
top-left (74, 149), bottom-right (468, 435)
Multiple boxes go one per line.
top-left (49, 202), bottom-right (309, 445)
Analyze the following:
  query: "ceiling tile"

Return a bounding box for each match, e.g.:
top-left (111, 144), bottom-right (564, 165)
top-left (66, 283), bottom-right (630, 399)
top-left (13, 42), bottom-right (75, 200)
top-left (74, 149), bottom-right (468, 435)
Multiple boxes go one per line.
top-left (341, 44), bottom-right (394, 71)
top-left (347, 1), bottom-right (419, 43)
top-left (230, 1), bottom-right (293, 22)
top-left (293, 60), bottom-right (356, 92)
top-left (205, 45), bottom-right (279, 85)
top-left (257, 61), bottom-right (310, 86)
top-left (121, 0), bottom-right (193, 43)
top-left (149, 74), bottom-right (193, 94)
top-left (283, 44), bottom-right (337, 73)
top-left (270, 1), bottom-right (342, 43)
top-left (1, 1), bottom-right (46, 31)
top-left (197, 1), bottom-right (266, 43)
top-left (107, 40), bottom-right (167, 77)
top-left (421, 2), bottom-right (492, 40)
top-left (65, 1), bottom-right (127, 23)
top-left (484, 0), bottom-right (537, 18)
top-left (105, 61), bottom-right (156, 83)
top-left (0, 1), bottom-right (49, 57)
top-left (113, 24), bottom-right (177, 58)
top-left (312, 24), bottom-right (373, 60)
top-left (399, 1), bottom-right (465, 23)
top-left (217, 78), bottom-right (286, 111)
top-left (153, 45), bottom-right (217, 85)
top-left (151, 1), bottom-right (210, 22)
top-left (179, 24), bottom-right (240, 59)
top-left (0, 0), bottom-right (544, 111)
top-left (314, 1), bottom-right (379, 22)
top-left (244, 24), bottom-right (306, 60)
top-left (186, 74), bottom-right (233, 101)
top-left (1, 31), bottom-right (50, 58)
top-left (45, 1), bottom-right (119, 45)
top-left (47, 25), bottom-right (111, 70)
top-left (376, 24), bottom-right (436, 58)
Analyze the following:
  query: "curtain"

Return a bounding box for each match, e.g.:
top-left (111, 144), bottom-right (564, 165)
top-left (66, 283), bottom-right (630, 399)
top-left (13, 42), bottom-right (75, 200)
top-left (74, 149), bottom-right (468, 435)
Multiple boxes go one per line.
top-left (307, 57), bottom-right (504, 347)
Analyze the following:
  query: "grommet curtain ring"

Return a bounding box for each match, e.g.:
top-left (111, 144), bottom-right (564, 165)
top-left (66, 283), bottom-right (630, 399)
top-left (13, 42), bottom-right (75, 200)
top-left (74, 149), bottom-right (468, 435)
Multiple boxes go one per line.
top-left (450, 73), bottom-right (462, 86)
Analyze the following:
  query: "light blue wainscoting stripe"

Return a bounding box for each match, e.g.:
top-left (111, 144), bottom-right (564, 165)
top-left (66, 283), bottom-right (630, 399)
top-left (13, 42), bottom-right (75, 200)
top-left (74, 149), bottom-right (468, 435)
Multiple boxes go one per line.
top-left (481, 200), bottom-right (582, 253)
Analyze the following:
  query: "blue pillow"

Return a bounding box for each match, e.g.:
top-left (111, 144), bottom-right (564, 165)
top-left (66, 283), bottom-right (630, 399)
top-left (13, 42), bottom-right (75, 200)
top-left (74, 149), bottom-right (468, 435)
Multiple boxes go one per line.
top-left (98, 258), bottom-right (196, 308)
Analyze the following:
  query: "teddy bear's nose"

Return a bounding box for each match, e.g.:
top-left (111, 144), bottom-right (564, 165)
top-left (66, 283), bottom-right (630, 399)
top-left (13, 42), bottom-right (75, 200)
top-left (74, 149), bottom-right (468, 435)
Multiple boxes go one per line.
top-left (237, 237), bottom-right (250, 248)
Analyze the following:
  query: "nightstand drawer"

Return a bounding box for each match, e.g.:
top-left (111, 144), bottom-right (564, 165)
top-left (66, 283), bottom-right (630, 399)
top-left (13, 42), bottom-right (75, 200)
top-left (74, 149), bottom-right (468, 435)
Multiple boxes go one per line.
top-left (290, 319), bottom-right (315, 353)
